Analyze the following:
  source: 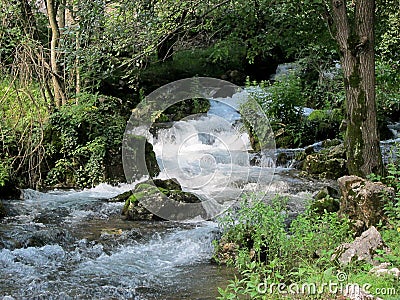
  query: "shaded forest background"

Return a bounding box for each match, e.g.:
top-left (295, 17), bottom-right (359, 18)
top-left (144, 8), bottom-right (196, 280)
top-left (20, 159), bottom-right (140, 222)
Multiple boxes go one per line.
top-left (1, 0), bottom-right (399, 190)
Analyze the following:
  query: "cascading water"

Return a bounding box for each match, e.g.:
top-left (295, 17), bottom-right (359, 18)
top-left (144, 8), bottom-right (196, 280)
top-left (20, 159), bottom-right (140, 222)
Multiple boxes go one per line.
top-left (0, 184), bottom-right (228, 299)
top-left (1, 84), bottom-right (338, 299)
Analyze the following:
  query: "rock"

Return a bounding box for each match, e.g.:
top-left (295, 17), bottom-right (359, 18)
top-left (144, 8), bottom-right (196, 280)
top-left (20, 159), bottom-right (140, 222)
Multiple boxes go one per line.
top-left (121, 178), bottom-right (205, 221)
top-left (310, 196), bottom-right (340, 214)
top-left (108, 190), bottom-right (133, 202)
top-left (310, 186), bottom-right (340, 213)
top-left (304, 145), bottom-right (316, 155)
top-left (0, 201), bottom-right (6, 218)
top-left (302, 143), bottom-right (347, 179)
top-left (213, 238), bottom-right (239, 264)
top-left (313, 186), bottom-right (340, 200)
top-left (338, 176), bottom-right (394, 230)
top-left (369, 263), bottom-right (400, 278)
top-left (332, 226), bottom-right (388, 265)
top-left (321, 138), bottom-right (342, 148)
top-left (276, 152), bottom-right (289, 167)
top-left (145, 140), bottom-right (160, 178)
top-left (123, 136), bottom-right (160, 180)
top-left (343, 288), bottom-right (383, 300)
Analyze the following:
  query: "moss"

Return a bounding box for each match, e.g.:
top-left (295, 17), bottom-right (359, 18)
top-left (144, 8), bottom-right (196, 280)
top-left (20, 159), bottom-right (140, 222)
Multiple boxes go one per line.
top-left (154, 98), bottom-right (210, 123)
top-left (308, 109), bottom-right (327, 122)
top-left (349, 68), bottom-right (361, 88)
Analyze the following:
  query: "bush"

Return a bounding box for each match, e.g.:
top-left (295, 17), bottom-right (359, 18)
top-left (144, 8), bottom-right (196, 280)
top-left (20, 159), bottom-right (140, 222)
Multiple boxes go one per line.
top-left (44, 93), bottom-right (126, 188)
top-left (215, 195), bottom-right (353, 299)
top-left (376, 61), bottom-right (400, 122)
top-left (0, 160), bottom-right (10, 187)
top-left (246, 68), bottom-right (343, 148)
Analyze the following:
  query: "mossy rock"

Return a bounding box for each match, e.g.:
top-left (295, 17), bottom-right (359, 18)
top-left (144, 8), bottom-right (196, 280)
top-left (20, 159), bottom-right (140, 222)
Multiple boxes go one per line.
top-left (120, 178), bottom-right (203, 221)
top-left (321, 138), bottom-right (342, 148)
top-left (276, 152), bottom-right (289, 166)
top-left (145, 141), bottom-right (160, 178)
top-left (313, 186), bottom-right (340, 200)
top-left (311, 186), bottom-right (340, 214)
top-left (303, 155), bottom-right (346, 179)
top-left (301, 143), bottom-right (347, 179)
top-left (108, 190), bottom-right (133, 202)
top-left (125, 136), bottom-right (160, 179)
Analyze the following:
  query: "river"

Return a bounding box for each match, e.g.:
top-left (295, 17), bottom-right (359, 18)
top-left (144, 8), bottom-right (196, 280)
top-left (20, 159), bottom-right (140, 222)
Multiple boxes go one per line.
top-left (0, 91), bottom-right (338, 299)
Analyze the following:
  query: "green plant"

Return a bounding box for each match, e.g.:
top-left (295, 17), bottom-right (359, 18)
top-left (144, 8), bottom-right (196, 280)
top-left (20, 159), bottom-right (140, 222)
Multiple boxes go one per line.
top-left (376, 61), bottom-right (400, 126)
top-left (215, 195), bottom-right (354, 299)
top-left (0, 160), bottom-right (10, 187)
top-left (44, 93), bottom-right (126, 188)
top-left (369, 146), bottom-right (400, 228)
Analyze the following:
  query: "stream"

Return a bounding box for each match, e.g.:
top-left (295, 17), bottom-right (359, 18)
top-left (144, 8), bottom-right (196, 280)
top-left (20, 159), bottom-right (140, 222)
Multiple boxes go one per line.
top-left (0, 85), bottom-right (351, 299)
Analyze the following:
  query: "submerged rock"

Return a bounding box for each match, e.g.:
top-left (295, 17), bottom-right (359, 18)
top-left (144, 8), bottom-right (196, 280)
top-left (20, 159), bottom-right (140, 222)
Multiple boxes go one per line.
top-left (332, 226), bottom-right (388, 266)
top-left (338, 176), bottom-right (394, 230)
top-left (120, 178), bottom-right (205, 221)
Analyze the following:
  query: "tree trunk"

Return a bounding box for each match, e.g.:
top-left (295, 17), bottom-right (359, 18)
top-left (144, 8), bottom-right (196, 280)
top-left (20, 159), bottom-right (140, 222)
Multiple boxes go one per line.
top-left (46, 0), bottom-right (66, 107)
top-left (330, 0), bottom-right (383, 177)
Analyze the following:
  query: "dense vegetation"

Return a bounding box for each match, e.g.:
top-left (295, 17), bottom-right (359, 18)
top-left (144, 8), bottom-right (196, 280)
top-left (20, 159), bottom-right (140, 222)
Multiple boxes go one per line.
top-left (215, 156), bottom-right (400, 299)
top-left (1, 1), bottom-right (400, 298)
top-left (1, 0), bottom-right (399, 189)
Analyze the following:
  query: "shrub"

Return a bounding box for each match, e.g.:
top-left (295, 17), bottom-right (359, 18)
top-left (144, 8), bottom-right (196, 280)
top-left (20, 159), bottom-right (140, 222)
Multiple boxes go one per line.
top-left (215, 195), bottom-right (353, 299)
top-left (44, 93), bottom-right (126, 188)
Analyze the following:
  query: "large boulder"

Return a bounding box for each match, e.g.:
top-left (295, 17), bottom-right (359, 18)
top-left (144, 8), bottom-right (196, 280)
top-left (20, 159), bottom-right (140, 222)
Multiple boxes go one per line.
top-left (331, 226), bottom-right (388, 265)
top-left (338, 176), bottom-right (394, 230)
top-left (123, 136), bottom-right (160, 180)
top-left (120, 179), bottom-right (206, 221)
top-left (301, 143), bottom-right (347, 179)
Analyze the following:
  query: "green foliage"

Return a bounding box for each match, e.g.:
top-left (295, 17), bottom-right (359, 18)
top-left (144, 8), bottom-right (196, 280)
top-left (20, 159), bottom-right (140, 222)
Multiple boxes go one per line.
top-left (246, 66), bottom-right (343, 148)
top-left (0, 76), bottom-right (51, 187)
top-left (369, 147), bottom-right (400, 230)
top-left (0, 160), bottom-right (10, 187)
top-left (215, 195), bottom-right (353, 299)
top-left (376, 61), bottom-right (400, 121)
top-left (377, 0), bottom-right (400, 68)
top-left (137, 47), bottom-right (245, 91)
top-left (44, 93), bottom-right (126, 188)
top-left (217, 194), bottom-right (400, 299)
